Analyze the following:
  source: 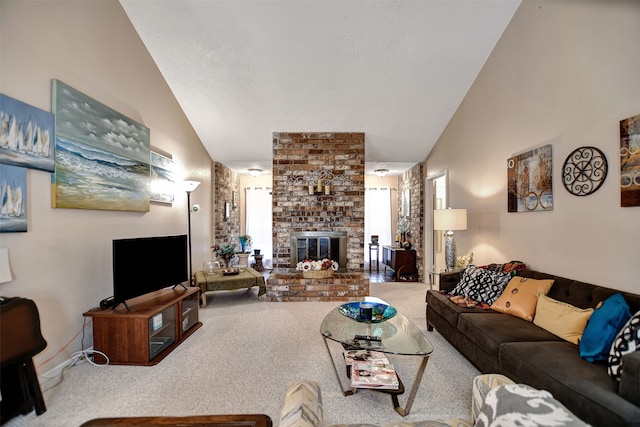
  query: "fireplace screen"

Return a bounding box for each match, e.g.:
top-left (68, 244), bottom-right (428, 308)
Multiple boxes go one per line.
top-left (290, 231), bottom-right (347, 271)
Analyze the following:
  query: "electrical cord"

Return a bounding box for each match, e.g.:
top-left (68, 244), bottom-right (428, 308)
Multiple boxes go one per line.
top-left (39, 316), bottom-right (110, 394)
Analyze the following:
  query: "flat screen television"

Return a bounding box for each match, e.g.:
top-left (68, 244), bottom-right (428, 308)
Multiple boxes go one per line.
top-left (112, 234), bottom-right (188, 309)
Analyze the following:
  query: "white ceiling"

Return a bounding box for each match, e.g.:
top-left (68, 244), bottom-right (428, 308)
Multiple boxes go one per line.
top-left (119, 0), bottom-right (520, 176)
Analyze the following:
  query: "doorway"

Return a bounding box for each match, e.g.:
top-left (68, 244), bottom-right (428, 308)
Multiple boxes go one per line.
top-left (425, 170), bottom-right (448, 276)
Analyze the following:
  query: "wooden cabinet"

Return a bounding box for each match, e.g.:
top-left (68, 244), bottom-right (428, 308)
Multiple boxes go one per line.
top-left (381, 246), bottom-right (417, 280)
top-left (83, 287), bottom-right (202, 366)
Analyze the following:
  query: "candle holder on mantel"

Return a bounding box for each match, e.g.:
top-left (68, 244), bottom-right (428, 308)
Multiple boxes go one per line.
top-left (308, 179), bottom-right (332, 196)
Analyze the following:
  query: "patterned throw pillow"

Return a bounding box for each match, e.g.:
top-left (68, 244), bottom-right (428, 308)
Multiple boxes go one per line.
top-left (483, 260), bottom-right (527, 276)
top-left (451, 265), bottom-right (511, 305)
top-left (491, 277), bottom-right (555, 322)
top-left (475, 384), bottom-right (588, 427)
top-left (608, 310), bottom-right (640, 380)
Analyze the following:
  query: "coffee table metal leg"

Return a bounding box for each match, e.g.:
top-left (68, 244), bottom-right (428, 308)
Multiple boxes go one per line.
top-left (322, 336), bottom-right (356, 396)
top-left (392, 355), bottom-right (430, 416)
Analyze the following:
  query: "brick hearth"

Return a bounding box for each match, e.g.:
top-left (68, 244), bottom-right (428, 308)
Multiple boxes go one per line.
top-left (265, 273), bottom-right (369, 302)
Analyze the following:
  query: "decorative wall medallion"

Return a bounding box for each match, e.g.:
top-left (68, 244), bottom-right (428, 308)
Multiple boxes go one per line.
top-left (562, 146), bottom-right (608, 196)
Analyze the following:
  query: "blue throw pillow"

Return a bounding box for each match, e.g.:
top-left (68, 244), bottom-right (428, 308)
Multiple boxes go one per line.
top-left (579, 293), bottom-right (631, 362)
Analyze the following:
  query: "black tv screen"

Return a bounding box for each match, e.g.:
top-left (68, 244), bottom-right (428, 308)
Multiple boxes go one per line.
top-left (112, 234), bottom-right (188, 307)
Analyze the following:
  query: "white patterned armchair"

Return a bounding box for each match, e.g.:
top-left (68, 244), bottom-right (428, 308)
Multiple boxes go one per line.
top-left (279, 374), bottom-right (588, 427)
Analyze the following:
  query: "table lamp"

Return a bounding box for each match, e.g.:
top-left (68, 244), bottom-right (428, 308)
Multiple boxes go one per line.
top-left (433, 208), bottom-right (467, 271)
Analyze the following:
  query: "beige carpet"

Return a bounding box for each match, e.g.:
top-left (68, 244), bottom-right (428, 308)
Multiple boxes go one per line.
top-left (7, 281), bottom-right (479, 427)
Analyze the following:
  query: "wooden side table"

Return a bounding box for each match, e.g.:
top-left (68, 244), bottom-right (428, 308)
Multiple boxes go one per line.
top-left (252, 254), bottom-right (264, 272)
top-left (426, 268), bottom-right (462, 290)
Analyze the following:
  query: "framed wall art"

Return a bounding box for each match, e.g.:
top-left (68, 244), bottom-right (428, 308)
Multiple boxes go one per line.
top-left (51, 79), bottom-right (150, 212)
top-left (507, 144), bottom-right (553, 212)
top-left (150, 151), bottom-right (175, 204)
top-left (0, 93), bottom-right (55, 172)
top-left (0, 164), bottom-right (27, 232)
top-left (620, 114), bottom-right (640, 207)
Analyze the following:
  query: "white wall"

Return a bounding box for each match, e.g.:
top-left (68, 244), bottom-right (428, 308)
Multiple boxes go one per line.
top-left (0, 1), bottom-right (212, 372)
top-left (426, 0), bottom-right (640, 292)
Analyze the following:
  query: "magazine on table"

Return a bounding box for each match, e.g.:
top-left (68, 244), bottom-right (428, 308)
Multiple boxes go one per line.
top-left (350, 361), bottom-right (399, 389)
top-left (344, 349), bottom-right (389, 366)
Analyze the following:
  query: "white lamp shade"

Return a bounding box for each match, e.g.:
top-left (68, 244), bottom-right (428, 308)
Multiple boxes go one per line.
top-left (434, 209), bottom-right (467, 231)
top-left (0, 248), bottom-right (13, 283)
top-left (182, 180), bottom-right (201, 192)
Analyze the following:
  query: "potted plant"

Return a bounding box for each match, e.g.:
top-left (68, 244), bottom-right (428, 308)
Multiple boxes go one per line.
top-left (238, 234), bottom-right (252, 253)
top-left (212, 243), bottom-right (237, 268)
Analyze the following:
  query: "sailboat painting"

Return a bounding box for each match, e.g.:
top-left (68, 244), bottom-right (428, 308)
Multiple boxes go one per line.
top-left (51, 80), bottom-right (150, 212)
top-left (0, 93), bottom-right (55, 172)
top-left (0, 164), bottom-right (27, 232)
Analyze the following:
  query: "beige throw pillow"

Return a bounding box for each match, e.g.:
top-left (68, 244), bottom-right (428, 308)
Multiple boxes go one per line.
top-left (491, 276), bottom-right (554, 321)
top-left (533, 294), bottom-right (594, 344)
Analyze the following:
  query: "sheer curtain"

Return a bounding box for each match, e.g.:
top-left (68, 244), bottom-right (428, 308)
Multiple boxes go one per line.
top-left (365, 188), bottom-right (392, 262)
top-left (245, 187), bottom-right (273, 268)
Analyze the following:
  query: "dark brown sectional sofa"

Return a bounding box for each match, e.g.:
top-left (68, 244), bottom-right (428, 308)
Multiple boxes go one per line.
top-left (426, 269), bottom-right (640, 427)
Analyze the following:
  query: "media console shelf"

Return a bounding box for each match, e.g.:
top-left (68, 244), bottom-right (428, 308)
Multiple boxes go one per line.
top-left (83, 287), bottom-right (201, 366)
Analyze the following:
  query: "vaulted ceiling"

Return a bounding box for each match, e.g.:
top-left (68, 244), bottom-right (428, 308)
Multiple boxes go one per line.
top-left (120, 0), bottom-right (521, 175)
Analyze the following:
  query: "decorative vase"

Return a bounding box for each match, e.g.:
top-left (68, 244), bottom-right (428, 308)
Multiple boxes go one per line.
top-left (302, 269), bottom-right (334, 279)
top-left (254, 249), bottom-right (261, 255)
top-left (219, 258), bottom-right (231, 269)
top-left (203, 259), bottom-right (216, 273)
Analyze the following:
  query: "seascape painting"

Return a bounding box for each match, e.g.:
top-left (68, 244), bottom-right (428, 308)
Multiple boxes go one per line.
top-left (150, 151), bottom-right (175, 204)
top-left (507, 144), bottom-right (553, 212)
top-left (620, 114), bottom-right (640, 207)
top-left (0, 163), bottom-right (27, 232)
top-left (0, 93), bottom-right (55, 172)
top-left (51, 80), bottom-right (150, 212)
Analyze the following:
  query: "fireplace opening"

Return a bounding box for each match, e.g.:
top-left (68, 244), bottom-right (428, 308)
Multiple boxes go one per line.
top-left (290, 231), bottom-right (347, 272)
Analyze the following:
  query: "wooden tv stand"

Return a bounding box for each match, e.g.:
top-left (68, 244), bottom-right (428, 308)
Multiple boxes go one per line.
top-left (83, 287), bottom-right (202, 366)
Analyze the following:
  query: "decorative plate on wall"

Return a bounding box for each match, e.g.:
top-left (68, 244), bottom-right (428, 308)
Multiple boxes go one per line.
top-left (562, 146), bottom-right (608, 196)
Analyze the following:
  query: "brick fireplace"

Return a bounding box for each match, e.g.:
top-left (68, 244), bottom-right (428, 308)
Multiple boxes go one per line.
top-left (266, 132), bottom-right (369, 301)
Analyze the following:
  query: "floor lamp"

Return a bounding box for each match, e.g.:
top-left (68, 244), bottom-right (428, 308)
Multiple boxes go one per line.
top-left (433, 208), bottom-right (467, 271)
top-left (182, 181), bottom-right (201, 286)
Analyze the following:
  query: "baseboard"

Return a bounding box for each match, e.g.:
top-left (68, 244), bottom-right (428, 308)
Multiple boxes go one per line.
top-left (39, 346), bottom-right (94, 384)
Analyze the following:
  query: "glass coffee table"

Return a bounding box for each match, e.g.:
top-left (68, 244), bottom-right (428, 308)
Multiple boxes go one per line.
top-left (320, 301), bottom-right (433, 416)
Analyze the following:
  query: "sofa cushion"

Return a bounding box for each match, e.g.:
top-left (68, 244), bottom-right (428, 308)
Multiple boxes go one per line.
top-left (580, 293), bottom-right (631, 362)
top-left (609, 309), bottom-right (640, 380)
top-left (451, 265), bottom-right (511, 305)
top-left (427, 290), bottom-right (501, 329)
top-left (457, 312), bottom-right (561, 359)
top-left (498, 341), bottom-right (640, 427)
top-left (533, 294), bottom-right (593, 344)
top-left (619, 352), bottom-right (640, 407)
top-left (491, 276), bottom-right (554, 321)
top-left (519, 270), bottom-right (640, 314)
top-left (474, 383), bottom-right (589, 427)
